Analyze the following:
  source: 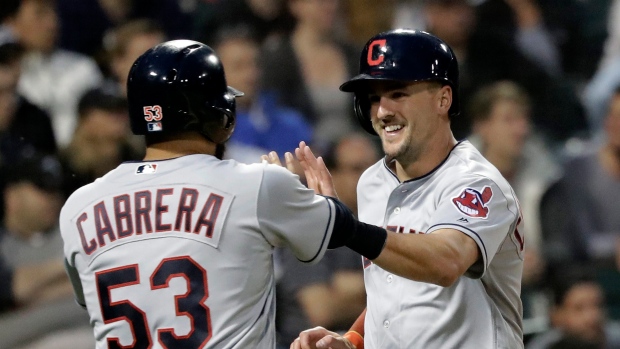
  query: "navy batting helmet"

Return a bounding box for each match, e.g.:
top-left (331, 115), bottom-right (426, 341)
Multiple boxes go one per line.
top-left (127, 40), bottom-right (243, 144)
top-left (340, 29), bottom-right (459, 135)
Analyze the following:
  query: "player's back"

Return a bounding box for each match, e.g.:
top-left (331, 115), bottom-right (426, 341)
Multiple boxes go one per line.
top-left (60, 154), bottom-right (334, 349)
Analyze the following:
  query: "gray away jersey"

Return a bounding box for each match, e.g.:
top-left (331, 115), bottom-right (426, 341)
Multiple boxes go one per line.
top-left (358, 141), bottom-right (524, 349)
top-left (60, 154), bottom-right (335, 349)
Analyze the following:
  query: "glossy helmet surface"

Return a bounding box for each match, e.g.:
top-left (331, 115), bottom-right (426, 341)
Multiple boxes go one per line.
top-left (127, 40), bottom-right (243, 143)
top-left (340, 29), bottom-right (459, 135)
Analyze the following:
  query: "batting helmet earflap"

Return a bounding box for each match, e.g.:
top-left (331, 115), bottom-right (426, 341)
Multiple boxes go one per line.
top-left (127, 40), bottom-right (244, 144)
top-left (340, 29), bottom-right (460, 135)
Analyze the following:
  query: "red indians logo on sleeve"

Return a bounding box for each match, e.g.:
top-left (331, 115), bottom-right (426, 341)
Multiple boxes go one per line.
top-left (452, 186), bottom-right (493, 219)
top-left (367, 39), bottom-right (387, 66)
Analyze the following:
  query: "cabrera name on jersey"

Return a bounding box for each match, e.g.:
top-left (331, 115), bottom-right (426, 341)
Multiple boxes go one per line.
top-left (71, 181), bottom-right (231, 257)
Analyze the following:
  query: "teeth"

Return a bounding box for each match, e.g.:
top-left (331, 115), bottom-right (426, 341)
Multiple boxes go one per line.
top-left (385, 125), bottom-right (403, 132)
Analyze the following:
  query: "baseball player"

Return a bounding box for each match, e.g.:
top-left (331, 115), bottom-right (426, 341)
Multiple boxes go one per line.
top-left (59, 40), bottom-right (390, 349)
top-left (287, 29), bottom-right (525, 349)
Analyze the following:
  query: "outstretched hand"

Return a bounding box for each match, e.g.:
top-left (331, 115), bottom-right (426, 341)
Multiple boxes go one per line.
top-left (290, 327), bottom-right (357, 349)
top-left (262, 142), bottom-right (338, 198)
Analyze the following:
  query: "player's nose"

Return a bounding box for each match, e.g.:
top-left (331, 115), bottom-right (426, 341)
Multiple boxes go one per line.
top-left (376, 99), bottom-right (394, 120)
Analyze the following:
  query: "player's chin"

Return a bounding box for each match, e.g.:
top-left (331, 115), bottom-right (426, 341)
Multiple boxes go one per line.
top-left (381, 140), bottom-right (403, 158)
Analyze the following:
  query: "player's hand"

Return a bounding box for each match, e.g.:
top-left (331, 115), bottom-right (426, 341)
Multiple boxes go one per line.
top-left (295, 142), bottom-right (338, 198)
top-left (291, 327), bottom-right (356, 349)
top-left (261, 151), bottom-right (297, 174)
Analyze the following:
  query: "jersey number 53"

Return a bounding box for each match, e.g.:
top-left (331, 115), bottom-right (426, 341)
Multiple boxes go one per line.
top-left (96, 256), bottom-right (211, 349)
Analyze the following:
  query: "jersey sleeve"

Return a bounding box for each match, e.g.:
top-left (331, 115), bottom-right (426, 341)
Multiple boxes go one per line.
top-left (426, 176), bottom-right (520, 278)
top-left (257, 165), bottom-right (335, 264)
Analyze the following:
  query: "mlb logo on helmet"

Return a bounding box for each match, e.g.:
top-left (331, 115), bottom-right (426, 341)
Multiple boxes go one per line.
top-left (135, 163), bottom-right (158, 175)
top-left (148, 122), bottom-right (162, 131)
top-left (452, 186), bottom-right (493, 219)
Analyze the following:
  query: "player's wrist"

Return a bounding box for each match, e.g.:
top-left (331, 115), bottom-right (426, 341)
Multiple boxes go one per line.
top-left (328, 196), bottom-right (387, 259)
top-left (347, 221), bottom-right (387, 260)
top-left (343, 330), bottom-right (364, 349)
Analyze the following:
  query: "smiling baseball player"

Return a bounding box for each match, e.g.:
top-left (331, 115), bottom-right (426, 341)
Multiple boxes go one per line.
top-left (289, 29), bottom-right (525, 349)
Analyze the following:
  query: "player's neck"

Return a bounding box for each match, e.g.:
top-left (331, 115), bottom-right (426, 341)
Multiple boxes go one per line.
top-left (143, 135), bottom-right (217, 161)
top-left (395, 133), bottom-right (457, 181)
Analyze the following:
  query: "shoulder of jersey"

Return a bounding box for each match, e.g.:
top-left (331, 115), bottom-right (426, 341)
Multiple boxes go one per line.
top-left (449, 142), bottom-right (505, 178)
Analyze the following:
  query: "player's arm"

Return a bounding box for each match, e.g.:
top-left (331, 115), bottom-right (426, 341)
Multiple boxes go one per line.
top-left (328, 199), bottom-right (478, 286)
top-left (279, 144), bottom-right (480, 286)
top-left (373, 229), bottom-right (479, 286)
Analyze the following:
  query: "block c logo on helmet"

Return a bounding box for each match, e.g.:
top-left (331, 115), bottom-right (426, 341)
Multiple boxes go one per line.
top-left (367, 39), bottom-right (387, 66)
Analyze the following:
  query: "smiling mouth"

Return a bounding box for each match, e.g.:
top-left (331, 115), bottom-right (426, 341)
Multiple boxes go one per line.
top-left (384, 125), bottom-right (403, 133)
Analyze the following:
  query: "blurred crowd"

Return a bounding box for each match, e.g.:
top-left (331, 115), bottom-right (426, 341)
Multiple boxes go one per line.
top-left (0, 0), bottom-right (619, 348)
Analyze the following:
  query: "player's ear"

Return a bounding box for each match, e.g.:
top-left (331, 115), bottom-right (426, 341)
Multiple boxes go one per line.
top-left (438, 85), bottom-right (452, 114)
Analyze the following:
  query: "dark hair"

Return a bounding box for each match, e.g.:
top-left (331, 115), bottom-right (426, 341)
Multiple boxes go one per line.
top-left (550, 265), bottom-right (600, 306)
top-left (77, 87), bottom-right (127, 118)
top-left (0, 0), bottom-right (20, 23)
top-left (5, 151), bottom-right (63, 192)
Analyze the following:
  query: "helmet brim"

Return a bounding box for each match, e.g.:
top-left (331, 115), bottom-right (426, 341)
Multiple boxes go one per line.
top-left (340, 74), bottom-right (401, 93)
top-left (227, 86), bottom-right (244, 97)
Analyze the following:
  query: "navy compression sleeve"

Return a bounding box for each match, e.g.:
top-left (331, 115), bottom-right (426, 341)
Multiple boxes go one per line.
top-left (328, 197), bottom-right (387, 260)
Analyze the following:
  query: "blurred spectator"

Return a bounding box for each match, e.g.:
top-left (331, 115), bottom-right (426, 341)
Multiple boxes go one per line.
top-left (0, 33), bottom-right (56, 166)
top-left (322, 133), bottom-right (381, 217)
top-left (213, 26), bottom-right (312, 164)
top-left (468, 80), bottom-right (560, 324)
top-left (0, 0), bottom-right (20, 32)
top-left (102, 18), bottom-right (166, 96)
top-left (584, 58), bottom-right (620, 137)
top-left (595, 0), bottom-right (620, 72)
top-left (57, 0), bottom-right (192, 57)
top-left (342, 0), bottom-right (394, 47)
top-left (261, 0), bottom-right (358, 148)
top-left (2, 0), bottom-right (103, 148)
top-left (414, 0), bottom-right (588, 142)
top-left (275, 133), bottom-right (379, 348)
top-left (584, 0), bottom-right (620, 137)
top-left (131, 0), bottom-right (195, 40)
top-left (194, 0), bottom-right (292, 46)
top-left (0, 152), bottom-right (93, 349)
top-left (526, 267), bottom-right (620, 349)
top-left (540, 85), bottom-right (620, 269)
top-left (481, 0), bottom-right (562, 77)
top-left (0, 152), bottom-right (70, 312)
top-left (56, 0), bottom-right (134, 57)
top-left (475, 0), bottom-right (601, 81)
top-left (392, 0), bottom-right (426, 31)
top-left (59, 87), bottom-right (139, 198)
